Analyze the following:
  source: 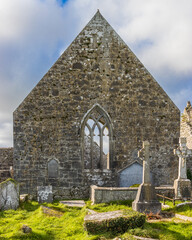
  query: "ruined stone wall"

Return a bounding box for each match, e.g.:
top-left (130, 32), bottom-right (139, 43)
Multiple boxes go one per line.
top-left (13, 11), bottom-right (180, 199)
top-left (181, 102), bottom-right (192, 173)
top-left (0, 148), bottom-right (13, 182)
top-left (0, 148), bottom-right (13, 170)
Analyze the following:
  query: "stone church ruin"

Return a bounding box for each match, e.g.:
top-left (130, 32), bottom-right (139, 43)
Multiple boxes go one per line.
top-left (2, 11), bottom-right (183, 199)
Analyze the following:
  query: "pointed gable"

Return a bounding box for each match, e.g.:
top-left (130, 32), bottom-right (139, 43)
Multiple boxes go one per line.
top-left (13, 11), bottom-right (180, 197)
top-left (14, 10), bottom-right (178, 115)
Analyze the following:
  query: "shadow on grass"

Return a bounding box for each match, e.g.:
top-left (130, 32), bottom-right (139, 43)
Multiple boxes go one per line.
top-left (19, 201), bottom-right (40, 212)
top-left (109, 200), bottom-right (133, 207)
top-left (129, 222), bottom-right (192, 240)
top-left (7, 230), bottom-right (56, 240)
top-left (0, 211), bottom-right (6, 218)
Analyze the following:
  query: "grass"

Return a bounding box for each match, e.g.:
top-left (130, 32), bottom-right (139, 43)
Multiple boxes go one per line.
top-left (0, 200), bottom-right (192, 240)
top-left (123, 221), bottom-right (192, 240)
top-left (0, 201), bottom-right (91, 240)
top-left (162, 200), bottom-right (192, 217)
top-left (86, 199), bottom-right (133, 212)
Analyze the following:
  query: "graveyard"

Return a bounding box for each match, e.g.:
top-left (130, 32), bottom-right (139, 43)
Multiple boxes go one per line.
top-left (0, 10), bottom-right (192, 240)
top-left (0, 197), bottom-right (192, 239)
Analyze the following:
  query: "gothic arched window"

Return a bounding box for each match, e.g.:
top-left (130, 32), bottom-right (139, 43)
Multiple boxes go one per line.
top-left (81, 104), bottom-right (112, 170)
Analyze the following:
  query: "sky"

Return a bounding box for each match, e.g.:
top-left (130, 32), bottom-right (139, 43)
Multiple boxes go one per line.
top-left (0, 0), bottom-right (192, 147)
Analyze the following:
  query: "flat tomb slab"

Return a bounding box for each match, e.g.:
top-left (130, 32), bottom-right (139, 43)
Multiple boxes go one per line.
top-left (85, 210), bottom-right (122, 222)
top-left (41, 206), bottom-right (63, 217)
top-left (60, 200), bottom-right (85, 207)
top-left (84, 210), bottom-right (145, 234)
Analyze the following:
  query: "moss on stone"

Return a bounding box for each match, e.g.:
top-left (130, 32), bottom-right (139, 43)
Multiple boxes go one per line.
top-left (84, 210), bottom-right (145, 234)
top-left (0, 178), bottom-right (17, 186)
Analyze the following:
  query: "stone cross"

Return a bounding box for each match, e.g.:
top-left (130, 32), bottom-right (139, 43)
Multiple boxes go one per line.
top-left (174, 137), bottom-right (192, 179)
top-left (138, 141), bottom-right (151, 184)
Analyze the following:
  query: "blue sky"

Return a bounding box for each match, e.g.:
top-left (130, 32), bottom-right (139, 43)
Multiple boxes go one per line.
top-left (0, 0), bottom-right (192, 147)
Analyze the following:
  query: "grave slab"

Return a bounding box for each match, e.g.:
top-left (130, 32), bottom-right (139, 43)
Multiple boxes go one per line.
top-left (84, 210), bottom-right (145, 234)
top-left (60, 200), bottom-right (85, 208)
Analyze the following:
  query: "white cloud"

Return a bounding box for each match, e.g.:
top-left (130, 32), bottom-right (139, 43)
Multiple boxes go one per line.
top-left (67, 0), bottom-right (192, 75)
top-left (0, 121), bottom-right (12, 147)
top-left (0, 0), bottom-right (192, 146)
top-left (170, 88), bottom-right (192, 112)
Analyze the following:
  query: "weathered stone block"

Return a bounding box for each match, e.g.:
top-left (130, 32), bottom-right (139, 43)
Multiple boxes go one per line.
top-left (132, 183), bottom-right (161, 214)
top-left (37, 186), bottom-right (53, 203)
top-left (84, 210), bottom-right (145, 234)
top-left (0, 179), bottom-right (19, 211)
top-left (174, 178), bottom-right (191, 199)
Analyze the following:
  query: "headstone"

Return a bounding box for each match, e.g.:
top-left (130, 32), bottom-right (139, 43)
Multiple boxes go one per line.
top-left (132, 141), bottom-right (161, 214)
top-left (0, 179), bottom-right (19, 211)
top-left (48, 159), bottom-right (58, 178)
top-left (174, 137), bottom-right (192, 199)
top-left (37, 186), bottom-right (53, 203)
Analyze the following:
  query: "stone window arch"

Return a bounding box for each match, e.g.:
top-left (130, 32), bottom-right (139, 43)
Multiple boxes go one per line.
top-left (47, 159), bottom-right (59, 178)
top-left (81, 104), bottom-right (113, 169)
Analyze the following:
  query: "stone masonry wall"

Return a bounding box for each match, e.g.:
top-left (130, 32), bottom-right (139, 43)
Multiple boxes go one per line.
top-left (13, 11), bottom-right (180, 199)
top-left (0, 148), bottom-right (13, 182)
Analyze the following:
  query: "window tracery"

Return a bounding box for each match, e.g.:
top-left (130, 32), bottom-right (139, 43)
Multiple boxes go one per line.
top-left (82, 105), bottom-right (112, 169)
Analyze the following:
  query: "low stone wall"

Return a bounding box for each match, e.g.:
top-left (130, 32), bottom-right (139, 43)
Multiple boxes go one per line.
top-left (91, 185), bottom-right (138, 204)
top-left (91, 185), bottom-right (175, 204)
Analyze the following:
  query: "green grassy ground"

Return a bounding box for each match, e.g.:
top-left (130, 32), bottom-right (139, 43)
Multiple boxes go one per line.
top-left (0, 200), bottom-right (192, 240)
top-left (162, 200), bottom-right (192, 217)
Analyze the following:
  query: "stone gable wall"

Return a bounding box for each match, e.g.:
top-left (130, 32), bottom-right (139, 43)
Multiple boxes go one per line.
top-left (13, 11), bottom-right (180, 198)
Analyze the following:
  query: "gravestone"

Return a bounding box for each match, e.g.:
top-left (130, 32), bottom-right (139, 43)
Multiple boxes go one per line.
top-left (48, 159), bottom-right (58, 178)
top-left (132, 141), bottom-right (161, 214)
top-left (37, 186), bottom-right (53, 203)
top-left (0, 179), bottom-right (19, 211)
top-left (174, 137), bottom-right (192, 199)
